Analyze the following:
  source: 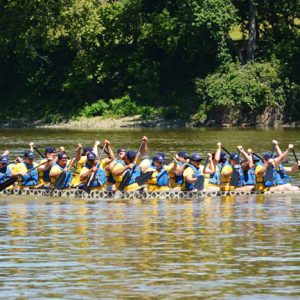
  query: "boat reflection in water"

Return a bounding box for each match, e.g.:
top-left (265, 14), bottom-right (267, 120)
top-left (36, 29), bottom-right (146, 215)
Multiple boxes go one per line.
top-left (0, 194), bottom-right (299, 298)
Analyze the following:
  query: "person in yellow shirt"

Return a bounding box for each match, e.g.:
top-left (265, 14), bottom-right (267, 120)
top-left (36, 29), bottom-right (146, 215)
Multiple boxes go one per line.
top-left (37, 146), bottom-right (57, 188)
top-left (11, 151), bottom-right (51, 189)
top-left (79, 152), bottom-right (107, 190)
top-left (50, 145), bottom-right (82, 189)
top-left (145, 154), bottom-right (170, 192)
top-left (182, 153), bottom-right (204, 191)
top-left (165, 151), bottom-right (188, 190)
top-left (112, 150), bottom-right (141, 191)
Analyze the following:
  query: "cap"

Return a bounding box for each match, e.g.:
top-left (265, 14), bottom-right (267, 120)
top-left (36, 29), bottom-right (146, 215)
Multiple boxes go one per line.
top-left (156, 152), bottom-right (166, 159)
top-left (83, 146), bottom-right (93, 155)
top-left (45, 146), bottom-right (56, 154)
top-left (177, 151), bottom-right (188, 159)
top-left (57, 152), bottom-right (68, 160)
top-left (263, 152), bottom-right (272, 160)
top-left (252, 154), bottom-right (261, 162)
top-left (153, 154), bottom-right (165, 163)
top-left (24, 150), bottom-right (35, 159)
top-left (190, 153), bottom-right (202, 162)
top-left (229, 153), bottom-right (239, 162)
top-left (87, 151), bottom-right (97, 161)
top-left (126, 150), bottom-right (136, 161)
top-left (117, 147), bottom-right (126, 154)
top-left (0, 156), bottom-right (9, 164)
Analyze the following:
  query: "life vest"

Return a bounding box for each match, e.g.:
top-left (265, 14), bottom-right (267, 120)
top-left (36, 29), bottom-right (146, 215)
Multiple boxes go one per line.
top-left (221, 162), bottom-right (244, 189)
top-left (84, 162), bottom-right (107, 187)
top-left (258, 162), bottom-right (275, 187)
top-left (54, 163), bottom-right (72, 189)
top-left (243, 167), bottom-right (256, 185)
top-left (21, 162), bottom-right (39, 187)
top-left (119, 160), bottom-right (141, 186)
top-left (209, 163), bottom-right (222, 185)
top-left (38, 159), bottom-right (51, 184)
top-left (185, 163), bottom-right (202, 191)
top-left (0, 165), bottom-right (9, 183)
top-left (155, 167), bottom-right (169, 187)
top-left (274, 164), bottom-right (290, 185)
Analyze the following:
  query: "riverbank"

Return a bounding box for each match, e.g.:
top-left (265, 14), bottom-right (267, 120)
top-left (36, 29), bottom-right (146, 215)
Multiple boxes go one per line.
top-left (1, 115), bottom-right (300, 129)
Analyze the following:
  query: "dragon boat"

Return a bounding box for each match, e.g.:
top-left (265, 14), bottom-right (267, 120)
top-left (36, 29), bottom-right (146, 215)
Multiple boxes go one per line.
top-left (1, 188), bottom-right (299, 200)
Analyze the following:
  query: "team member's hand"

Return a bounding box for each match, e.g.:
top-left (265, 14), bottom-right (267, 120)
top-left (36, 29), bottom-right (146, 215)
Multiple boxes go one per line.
top-left (95, 141), bottom-right (101, 147)
top-left (288, 144), bottom-right (294, 150)
top-left (237, 145), bottom-right (243, 152)
top-left (247, 148), bottom-right (253, 154)
top-left (217, 142), bottom-right (222, 148)
top-left (142, 136), bottom-right (148, 143)
top-left (207, 153), bottom-right (213, 161)
top-left (272, 140), bottom-right (279, 145)
top-left (29, 142), bottom-right (35, 148)
top-left (103, 140), bottom-right (110, 146)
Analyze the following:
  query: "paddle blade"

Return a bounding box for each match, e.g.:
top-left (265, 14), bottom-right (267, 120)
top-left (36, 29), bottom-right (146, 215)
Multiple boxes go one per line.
top-left (0, 177), bottom-right (17, 191)
top-left (194, 175), bottom-right (205, 191)
top-left (229, 169), bottom-right (240, 186)
top-left (136, 172), bottom-right (153, 186)
top-left (53, 172), bottom-right (66, 190)
top-left (119, 171), bottom-right (131, 191)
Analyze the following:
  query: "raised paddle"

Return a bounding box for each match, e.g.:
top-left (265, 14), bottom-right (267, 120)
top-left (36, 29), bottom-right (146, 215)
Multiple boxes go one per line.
top-left (221, 146), bottom-right (231, 156)
top-left (83, 145), bottom-right (107, 193)
top-left (291, 149), bottom-right (300, 170)
top-left (33, 146), bottom-right (45, 159)
top-left (119, 141), bottom-right (144, 191)
top-left (252, 152), bottom-right (263, 161)
top-left (0, 160), bottom-right (49, 191)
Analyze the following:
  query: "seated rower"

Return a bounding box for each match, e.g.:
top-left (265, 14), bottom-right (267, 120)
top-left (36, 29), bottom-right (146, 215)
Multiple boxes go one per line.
top-left (112, 150), bottom-right (141, 191)
top-left (37, 146), bottom-right (57, 188)
top-left (107, 147), bottom-right (126, 190)
top-left (0, 155), bottom-right (14, 188)
top-left (79, 152), bottom-right (107, 190)
top-left (11, 150), bottom-right (51, 189)
top-left (50, 145), bottom-right (81, 189)
top-left (271, 141), bottom-right (299, 191)
top-left (71, 141), bottom-right (100, 188)
top-left (207, 143), bottom-right (226, 191)
top-left (182, 153), bottom-right (204, 191)
top-left (220, 150), bottom-right (251, 192)
top-left (145, 154), bottom-right (170, 192)
top-left (237, 146), bottom-right (255, 192)
top-left (165, 151), bottom-right (189, 190)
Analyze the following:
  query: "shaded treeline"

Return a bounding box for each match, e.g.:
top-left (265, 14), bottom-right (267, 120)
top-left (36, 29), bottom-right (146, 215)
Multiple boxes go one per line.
top-left (0, 0), bottom-right (299, 125)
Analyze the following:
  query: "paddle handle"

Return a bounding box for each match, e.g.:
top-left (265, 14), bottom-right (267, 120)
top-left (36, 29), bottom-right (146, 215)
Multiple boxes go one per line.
top-left (252, 152), bottom-right (263, 160)
top-left (221, 146), bottom-right (231, 155)
top-left (291, 149), bottom-right (300, 170)
top-left (33, 147), bottom-right (45, 158)
top-left (26, 159), bottom-right (49, 174)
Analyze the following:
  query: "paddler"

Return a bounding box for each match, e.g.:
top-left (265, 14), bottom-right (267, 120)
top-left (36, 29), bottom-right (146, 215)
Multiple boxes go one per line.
top-left (11, 150), bottom-right (51, 189)
top-left (165, 151), bottom-right (189, 190)
top-left (220, 146), bottom-right (251, 192)
top-left (0, 155), bottom-right (14, 187)
top-left (50, 144), bottom-right (82, 189)
top-left (36, 146), bottom-right (57, 188)
top-left (79, 151), bottom-right (107, 190)
top-left (112, 150), bottom-right (142, 191)
top-left (145, 154), bottom-right (171, 192)
top-left (182, 153), bottom-right (204, 191)
top-left (71, 141), bottom-right (101, 188)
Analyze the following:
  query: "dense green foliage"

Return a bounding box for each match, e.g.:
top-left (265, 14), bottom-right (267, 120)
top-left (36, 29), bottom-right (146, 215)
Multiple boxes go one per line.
top-left (0, 0), bottom-right (299, 125)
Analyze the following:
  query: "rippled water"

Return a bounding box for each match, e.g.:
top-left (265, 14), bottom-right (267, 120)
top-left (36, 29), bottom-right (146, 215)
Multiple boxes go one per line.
top-left (0, 128), bottom-right (300, 298)
top-left (0, 195), bottom-right (299, 299)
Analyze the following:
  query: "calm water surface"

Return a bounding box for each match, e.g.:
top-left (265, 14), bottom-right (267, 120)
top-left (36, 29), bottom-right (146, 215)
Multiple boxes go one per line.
top-left (0, 128), bottom-right (300, 298)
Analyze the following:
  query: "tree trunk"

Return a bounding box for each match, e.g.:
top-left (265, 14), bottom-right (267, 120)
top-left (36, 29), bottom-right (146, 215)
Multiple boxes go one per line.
top-left (247, 0), bottom-right (256, 61)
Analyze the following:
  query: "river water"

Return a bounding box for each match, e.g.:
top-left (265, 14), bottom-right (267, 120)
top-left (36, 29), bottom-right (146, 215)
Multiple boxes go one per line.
top-left (0, 128), bottom-right (300, 298)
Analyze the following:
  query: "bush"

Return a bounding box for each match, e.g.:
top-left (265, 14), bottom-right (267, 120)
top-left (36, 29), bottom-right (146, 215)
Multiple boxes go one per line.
top-left (195, 61), bottom-right (287, 125)
top-left (79, 95), bottom-right (160, 118)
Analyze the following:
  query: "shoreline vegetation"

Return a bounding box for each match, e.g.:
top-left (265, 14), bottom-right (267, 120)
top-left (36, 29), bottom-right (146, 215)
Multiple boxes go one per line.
top-left (1, 115), bottom-right (300, 129)
top-left (0, 1), bottom-right (299, 127)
